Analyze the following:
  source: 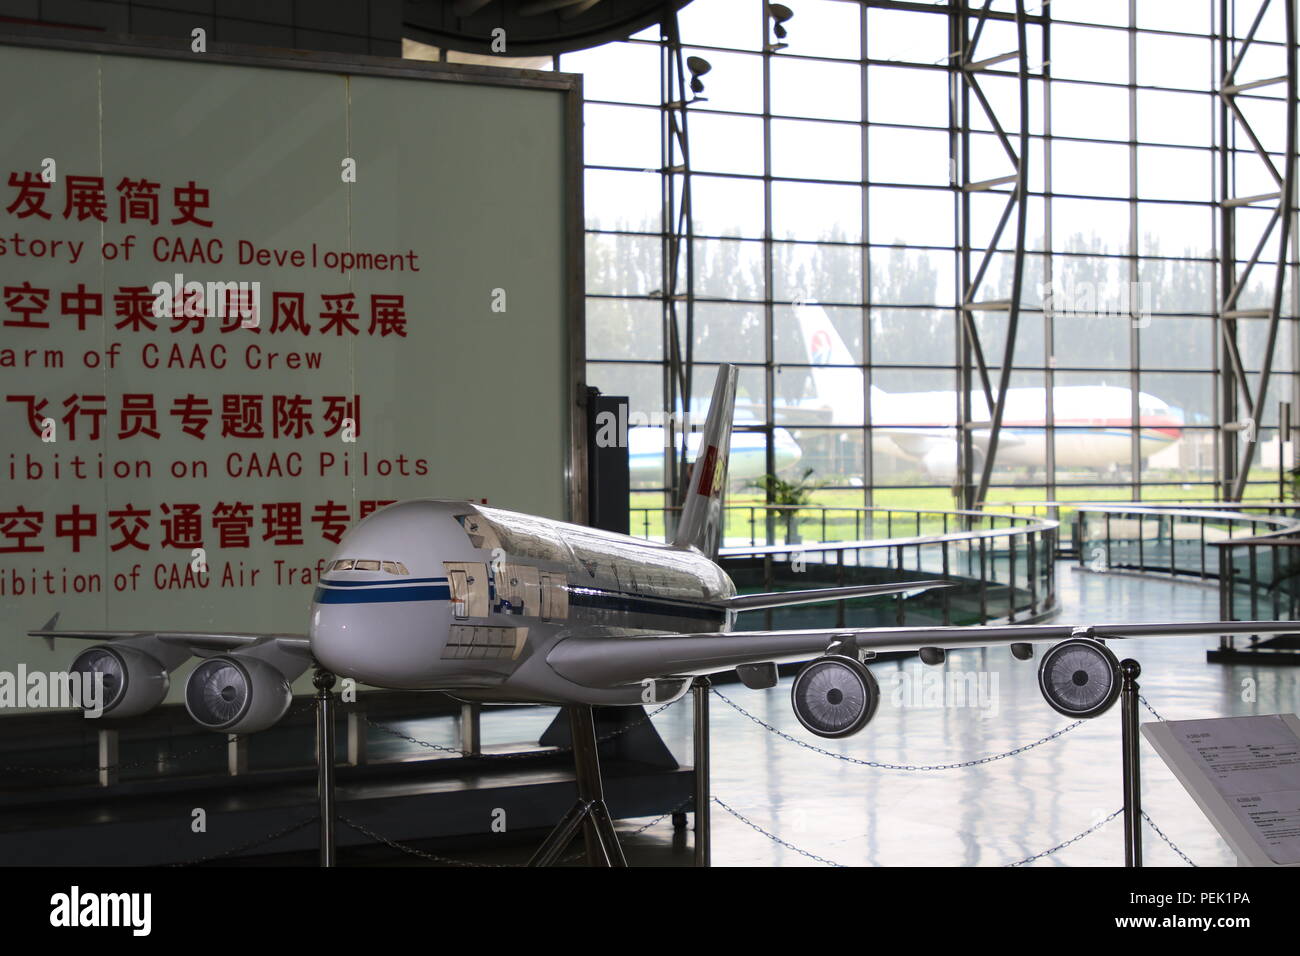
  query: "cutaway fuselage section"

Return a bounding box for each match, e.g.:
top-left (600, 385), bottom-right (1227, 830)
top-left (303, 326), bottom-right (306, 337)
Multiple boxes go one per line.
top-left (308, 498), bottom-right (735, 704)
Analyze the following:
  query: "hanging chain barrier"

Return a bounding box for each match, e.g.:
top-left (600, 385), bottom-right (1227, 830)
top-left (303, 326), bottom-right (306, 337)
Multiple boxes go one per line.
top-left (1139, 694), bottom-right (1166, 722)
top-left (1130, 699), bottom-right (1198, 864)
top-left (172, 814), bottom-right (320, 867)
top-left (339, 797), bottom-right (694, 868)
top-left (711, 796), bottom-right (846, 867)
top-left (1004, 809), bottom-right (1124, 866)
top-left (712, 685), bottom-right (1200, 867)
top-left (339, 815), bottom-right (513, 867)
top-left (713, 795), bottom-right (1128, 868)
top-left (1141, 810), bottom-right (1198, 866)
top-left (364, 697), bottom-right (680, 760)
top-left (711, 686), bottom-right (1084, 770)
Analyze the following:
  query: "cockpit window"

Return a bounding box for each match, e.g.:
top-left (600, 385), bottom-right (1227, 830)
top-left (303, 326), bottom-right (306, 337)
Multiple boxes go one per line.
top-left (328, 559), bottom-right (408, 574)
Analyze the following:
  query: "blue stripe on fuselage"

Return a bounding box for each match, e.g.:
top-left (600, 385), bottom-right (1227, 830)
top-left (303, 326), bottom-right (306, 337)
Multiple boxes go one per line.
top-left (319, 576), bottom-right (447, 588)
top-left (312, 577), bottom-right (724, 621)
top-left (313, 583), bottom-right (451, 604)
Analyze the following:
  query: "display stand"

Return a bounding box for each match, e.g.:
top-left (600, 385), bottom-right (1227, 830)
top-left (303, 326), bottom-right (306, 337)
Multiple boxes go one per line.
top-left (1143, 713), bottom-right (1300, 867)
top-left (315, 669), bottom-right (337, 868)
top-left (1120, 659), bottom-right (1142, 866)
top-left (693, 677), bottom-right (711, 867)
top-left (529, 706), bottom-right (627, 866)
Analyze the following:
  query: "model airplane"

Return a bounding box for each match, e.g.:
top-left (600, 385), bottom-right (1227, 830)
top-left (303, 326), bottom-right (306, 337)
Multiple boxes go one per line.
top-left (29, 364), bottom-right (1292, 744)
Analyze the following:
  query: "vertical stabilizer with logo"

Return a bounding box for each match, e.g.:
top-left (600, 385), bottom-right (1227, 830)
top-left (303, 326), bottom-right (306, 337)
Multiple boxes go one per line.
top-left (671, 364), bottom-right (738, 558)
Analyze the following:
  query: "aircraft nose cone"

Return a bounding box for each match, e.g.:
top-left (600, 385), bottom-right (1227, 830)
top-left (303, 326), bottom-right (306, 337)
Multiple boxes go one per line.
top-left (309, 599), bottom-right (434, 689)
top-left (308, 607), bottom-right (358, 678)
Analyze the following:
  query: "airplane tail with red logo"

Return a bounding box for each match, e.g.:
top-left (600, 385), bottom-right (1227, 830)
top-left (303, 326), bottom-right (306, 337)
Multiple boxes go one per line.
top-left (792, 301), bottom-right (872, 425)
top-left (671, 364), bottom-right (738, 558)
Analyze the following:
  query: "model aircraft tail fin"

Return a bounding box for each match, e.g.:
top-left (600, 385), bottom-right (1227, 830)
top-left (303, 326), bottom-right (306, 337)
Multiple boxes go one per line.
top-left (671, 364), bottom-right (738, 557)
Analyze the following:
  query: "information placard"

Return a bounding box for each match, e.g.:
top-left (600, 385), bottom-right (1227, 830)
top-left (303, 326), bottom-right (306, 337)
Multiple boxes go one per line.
top-left (1143, 714), bottom-right (1300, 866)
top-left (0, 34), bottom-right (582, 703)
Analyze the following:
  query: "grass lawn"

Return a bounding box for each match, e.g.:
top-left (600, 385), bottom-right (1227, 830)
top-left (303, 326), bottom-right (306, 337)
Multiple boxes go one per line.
top-left (627, 478), bottom-right (1288, 543)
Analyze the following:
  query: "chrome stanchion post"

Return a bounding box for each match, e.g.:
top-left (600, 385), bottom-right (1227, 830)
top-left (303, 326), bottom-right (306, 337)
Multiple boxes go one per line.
top-left (1120, 659), bottom-right (1142, 867)
top-left (692, 676), bottom-right (711, 867)
top-left (314, 669), bottom-right (337, 868)
top-left (460, 702), bottom-right (482, 755)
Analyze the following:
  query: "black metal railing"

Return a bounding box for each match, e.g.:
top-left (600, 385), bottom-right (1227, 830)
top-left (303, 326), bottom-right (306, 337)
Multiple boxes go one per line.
top-left (1071, 503), bottom-right (1299, 582)
top-left (630, 505), bottom-right (1058, 630)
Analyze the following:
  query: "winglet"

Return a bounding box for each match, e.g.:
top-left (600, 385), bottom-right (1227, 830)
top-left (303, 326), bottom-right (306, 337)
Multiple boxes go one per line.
top-left (671, 364), bottom-right (739, 558)
top-left (37, 612), bottom-right (60, 651)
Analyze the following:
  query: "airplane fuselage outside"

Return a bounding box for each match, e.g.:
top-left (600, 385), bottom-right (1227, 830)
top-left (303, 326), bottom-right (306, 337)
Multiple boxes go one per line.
top-left (869, 385), bottom-right (1183, 468)
top-left (793, 303), bottom-right (1184, 474)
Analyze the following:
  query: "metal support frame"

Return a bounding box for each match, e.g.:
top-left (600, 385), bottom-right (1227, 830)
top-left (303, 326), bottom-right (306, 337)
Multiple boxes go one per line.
top-left (459, 702), bottom-right (482, 755)
top-left (1218, 0), bottom-right (1298, 501)
top-left (97, 728), bottom-right (118, 788)
top-left (692, 676), bottom-right (711, 866)
top-left (346, 709), bottom-right (367, 766)
top-left (227, 732), bottom-right (248, 776)
top-left (528, 705), bottom-right (628, 867)
top-left (314, 669), bottom-right (337, 868)
top-left (953, 0), bottom-right (1032, 511)
top-left (1119, 658), bottom-right (1143, 867)
top-left (660, 7), bottom-right (697, 513)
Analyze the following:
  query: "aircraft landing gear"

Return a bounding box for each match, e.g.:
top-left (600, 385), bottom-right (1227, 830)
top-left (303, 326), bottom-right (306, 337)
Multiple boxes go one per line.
top-left (528, 705), bottom-right (627, 867)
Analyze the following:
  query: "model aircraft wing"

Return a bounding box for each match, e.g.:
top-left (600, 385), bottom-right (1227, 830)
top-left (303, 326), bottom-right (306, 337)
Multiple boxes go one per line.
top-left (720, 580), bottom-right (952, 612)
top-left (546, 619), bottom-right (1298, 688)
top-left (28, 614), bottom-right (311, 657)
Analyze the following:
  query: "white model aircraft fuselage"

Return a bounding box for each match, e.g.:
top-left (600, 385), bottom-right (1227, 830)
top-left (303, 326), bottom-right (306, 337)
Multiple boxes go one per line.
top-left (309, 498), bottom-right (736, 705)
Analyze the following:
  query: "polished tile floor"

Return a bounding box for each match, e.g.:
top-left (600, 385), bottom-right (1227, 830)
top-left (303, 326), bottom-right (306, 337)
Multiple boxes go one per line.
top-left (390, 562), bottom-right (1300, 867)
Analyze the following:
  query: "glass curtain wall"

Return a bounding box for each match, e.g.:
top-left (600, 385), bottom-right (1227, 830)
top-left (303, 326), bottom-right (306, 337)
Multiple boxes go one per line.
top-left (429, 0), bottom-right (1298, 513)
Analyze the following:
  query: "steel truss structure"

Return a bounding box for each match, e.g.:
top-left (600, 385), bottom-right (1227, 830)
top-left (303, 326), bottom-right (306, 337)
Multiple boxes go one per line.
top-left (1217, 0), bottom-right (1298, 501)
top-left (661, 8), bottom-right (698, 504)
top-left (953, 0), bottom-right (1033, 510)
top-left (596, 0), bottom-right (1300, 511)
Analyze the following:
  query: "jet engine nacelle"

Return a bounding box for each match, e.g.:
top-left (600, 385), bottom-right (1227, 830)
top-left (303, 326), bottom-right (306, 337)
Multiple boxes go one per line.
top-left (790, 655), bottom-right (880, 738)
top-left (919, 439), bottom-right (959, 480)
top-left (70, 644), bottom-right (171, 718)
top-left (184, 655), bottom-right (292, 734)
top-left (1037, 637), bottom-right (1121, 718)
